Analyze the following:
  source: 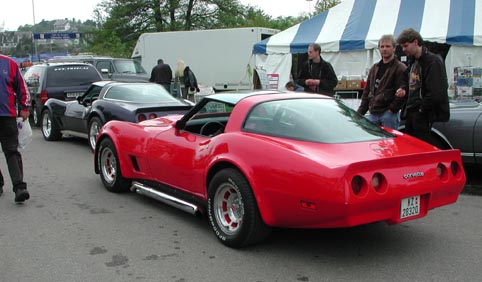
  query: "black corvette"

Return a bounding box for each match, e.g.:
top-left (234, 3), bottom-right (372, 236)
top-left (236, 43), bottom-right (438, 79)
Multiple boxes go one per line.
top-left (41, 81), bottom-right (194, 150)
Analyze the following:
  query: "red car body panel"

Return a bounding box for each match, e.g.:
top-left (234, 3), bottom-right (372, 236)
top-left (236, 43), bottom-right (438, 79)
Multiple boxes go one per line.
top-left (96, 93), bottom-right (466, 229)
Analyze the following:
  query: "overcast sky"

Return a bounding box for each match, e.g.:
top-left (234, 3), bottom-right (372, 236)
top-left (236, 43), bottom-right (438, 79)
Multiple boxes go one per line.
top-left (1, 0), bottom-right (313, 31)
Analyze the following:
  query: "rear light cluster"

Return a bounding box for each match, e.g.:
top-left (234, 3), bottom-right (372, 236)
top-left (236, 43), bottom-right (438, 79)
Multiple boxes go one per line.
top-left (351, 173), bottom-right (387, 197)
top-left (437, 161), bottom-right (462, 180)
top-left (40, 89), bottom-right (48, 104)
top-left (137, 113), bottom-right (158, 122)
top-left (350, 161), bottom-right (462, 197)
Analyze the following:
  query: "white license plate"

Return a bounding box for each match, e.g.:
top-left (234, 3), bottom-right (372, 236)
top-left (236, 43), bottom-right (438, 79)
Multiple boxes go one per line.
top-left (66, 92), bottom-right (82, 98)
top-left (400, 195), bottom-right (420, 219)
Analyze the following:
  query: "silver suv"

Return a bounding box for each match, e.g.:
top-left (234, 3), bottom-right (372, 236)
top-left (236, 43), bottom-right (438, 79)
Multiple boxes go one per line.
top-left (48, 55), bottom-right (150, 82)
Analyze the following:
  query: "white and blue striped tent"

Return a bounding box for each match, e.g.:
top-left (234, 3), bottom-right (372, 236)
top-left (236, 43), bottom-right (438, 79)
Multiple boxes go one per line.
top-left (252, 0), bottom-right (482, 90)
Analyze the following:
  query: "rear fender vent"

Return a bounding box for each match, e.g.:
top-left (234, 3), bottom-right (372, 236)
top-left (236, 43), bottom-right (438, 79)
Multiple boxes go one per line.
top-left (130, 155), bottom-right (140, 171)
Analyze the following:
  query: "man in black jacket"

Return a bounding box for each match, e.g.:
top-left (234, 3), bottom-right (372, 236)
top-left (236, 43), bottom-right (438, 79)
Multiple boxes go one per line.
top-left (395, 28), bottom-right (449, 144)
top-left (357, 35), bottom-right (407, 130)
top-left (296, 43), bottom-right (338, 95)
top-left (150, 59), bottom-right (173, 92)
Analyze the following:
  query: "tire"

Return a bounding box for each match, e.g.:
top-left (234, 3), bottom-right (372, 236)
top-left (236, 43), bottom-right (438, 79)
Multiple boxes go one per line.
top-left (41, 109), bottom-right (62, 141)
top-left (208, 168), bottom-right (271, 248)
top-left (97, 138), bottom-right (131, 193)
top-left (88, 117), bottom-right (103, 152)
top-left (32, 104), bottom-right (40, 127)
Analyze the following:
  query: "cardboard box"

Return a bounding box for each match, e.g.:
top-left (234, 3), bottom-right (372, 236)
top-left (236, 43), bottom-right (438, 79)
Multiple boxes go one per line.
top-left (346, 80), bottom-right (362, 89)
top-left (334, 80), bottom-right (347, 90)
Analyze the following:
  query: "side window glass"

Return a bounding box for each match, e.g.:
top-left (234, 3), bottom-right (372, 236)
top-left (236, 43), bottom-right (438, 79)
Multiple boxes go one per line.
top-left (96, 61), bottom-right (112, 73)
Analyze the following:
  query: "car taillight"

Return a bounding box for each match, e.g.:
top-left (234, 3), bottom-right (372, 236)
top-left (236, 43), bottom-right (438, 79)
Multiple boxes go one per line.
top-left (437, 163), bottom-right (447, 179)
top-left (148, 113), bottom-right (157, 119)
top-left (450, 161), bottom-right (461, 176)
top-left (351, 175), bottom-right (367, 196)
top-left (40, 89), bottom-right (48, 104)
top-left (371, 173), bottom-right (387, 193)
top-left (137, 114), bottom-right (147, 122)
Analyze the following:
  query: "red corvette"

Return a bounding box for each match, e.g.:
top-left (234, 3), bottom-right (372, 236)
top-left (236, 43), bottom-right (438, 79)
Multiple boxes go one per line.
top-left (94, 91), bottom-right (466, 248)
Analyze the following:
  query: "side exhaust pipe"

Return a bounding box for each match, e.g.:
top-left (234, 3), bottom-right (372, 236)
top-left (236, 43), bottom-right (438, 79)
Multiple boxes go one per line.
top-left (131, 181), bottom-right (200, 216)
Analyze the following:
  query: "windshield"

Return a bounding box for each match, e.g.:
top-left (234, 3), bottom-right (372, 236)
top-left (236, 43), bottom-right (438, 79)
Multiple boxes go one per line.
top-left (114, 60), bottom-right (147, 74)
top-left (243, 98), bottom-right (394, 143)
top-left (103, 83), bottom-right (179, 103)
top-left (46, 65), bottom-right (101, 87)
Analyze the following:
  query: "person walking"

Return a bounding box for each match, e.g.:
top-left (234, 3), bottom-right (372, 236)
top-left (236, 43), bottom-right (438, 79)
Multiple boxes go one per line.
top-left (149, 59), bottom-right (173, 92)
top-left (174, 60), bottom-right (187, 99)
top-left (357, 35), bottom-right (407, 130)
top-left (296, 43), bottom-right (338, 95)
top-left (395, 28), bottom-right (450, 144)
top-left (0, 54), bottom-right (31, 202)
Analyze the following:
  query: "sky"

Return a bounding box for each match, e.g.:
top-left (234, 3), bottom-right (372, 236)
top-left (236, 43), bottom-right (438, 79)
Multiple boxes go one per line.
top-left (0, 0), bottom-right (313, 31)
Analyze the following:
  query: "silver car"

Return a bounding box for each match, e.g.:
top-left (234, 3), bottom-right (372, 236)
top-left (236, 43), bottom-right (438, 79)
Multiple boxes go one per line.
top-left (430, 99), bottom-right (482, 166)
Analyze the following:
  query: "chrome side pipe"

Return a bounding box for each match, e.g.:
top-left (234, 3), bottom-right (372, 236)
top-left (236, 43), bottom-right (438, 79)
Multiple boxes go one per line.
top-left (131, 181), bottom-right (199, 216)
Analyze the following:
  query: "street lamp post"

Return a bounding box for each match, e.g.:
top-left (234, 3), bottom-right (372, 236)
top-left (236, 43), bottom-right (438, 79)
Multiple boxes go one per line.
top-left (31, 0), bottom-right (38, 62)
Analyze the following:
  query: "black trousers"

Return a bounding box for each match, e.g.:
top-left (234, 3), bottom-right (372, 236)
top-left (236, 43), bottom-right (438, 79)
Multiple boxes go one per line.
top-left (404, 109), bottom-right (433, 145)
top-left (0, 117), bottom-right (27, 191)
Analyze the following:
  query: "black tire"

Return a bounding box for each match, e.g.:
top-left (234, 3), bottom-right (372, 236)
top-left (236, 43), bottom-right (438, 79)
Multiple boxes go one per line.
top-left (88, 117), bottom-right (103, 152)
top-left (208, 168), bottom-right (271, 248)
top-left (32, 104), bottom-right (41, 127)
top-left (97, 138), bottom-right (131, 193)
top-left (41, 109), bottom-right (62, 141)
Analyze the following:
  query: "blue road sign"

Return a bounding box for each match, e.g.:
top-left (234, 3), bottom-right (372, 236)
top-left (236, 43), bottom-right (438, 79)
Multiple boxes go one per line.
top-left (33, 33), bottom-right (83, 40)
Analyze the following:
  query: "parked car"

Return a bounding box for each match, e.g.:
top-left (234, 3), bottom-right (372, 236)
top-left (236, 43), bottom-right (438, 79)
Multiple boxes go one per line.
top-left (41, 81), bottom-right (193, 151)
top-left (94, 91), bottom-right (465, 248)
top-left (23, 62), bottom-right (103, 126)
top-left (48, 55), bottom-right (150, 82)
top-left (398, 99), bottom-right (482, 167)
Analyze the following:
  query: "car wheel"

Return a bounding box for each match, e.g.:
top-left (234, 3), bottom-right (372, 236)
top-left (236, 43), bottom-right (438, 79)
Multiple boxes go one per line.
top-left (88, 117), bottom-right (103, 152)
top-left (98, 138), bottom-right (131, 193)
top-left (41, 109), bottom-right (62, 141)
top-left (208, 168), bottom-right (271, 248)
top-left (33, 104), bottom-right (40, 127)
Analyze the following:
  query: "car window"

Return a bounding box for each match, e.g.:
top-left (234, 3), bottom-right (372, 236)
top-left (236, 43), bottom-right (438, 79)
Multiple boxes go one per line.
top-left (243, 98), bottom-right (394, 143)
top-left (114, 60), bottom-right (146, 74)
top-left (46, 65), bottom-right (102, 87)
top-left (96, 61), bottom-right (113, 73)
top-left (103, 84), bottom-right (179, 102)
top-left (24, 66), bottom-right (43, 92)
top-left (80, 85), bottom-right (103, 104)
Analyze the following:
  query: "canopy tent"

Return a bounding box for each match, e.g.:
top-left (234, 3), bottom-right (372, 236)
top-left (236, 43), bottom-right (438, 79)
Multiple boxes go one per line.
top-left (252, 0), bottom-right (482, 90)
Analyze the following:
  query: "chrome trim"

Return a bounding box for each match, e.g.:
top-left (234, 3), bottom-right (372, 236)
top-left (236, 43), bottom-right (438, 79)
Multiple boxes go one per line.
top-left (131, 181), bottom-right (199, 215)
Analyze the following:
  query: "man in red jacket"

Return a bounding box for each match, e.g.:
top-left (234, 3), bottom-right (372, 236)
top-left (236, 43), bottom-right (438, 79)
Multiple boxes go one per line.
top-left (0, 54), bottom-right (31, 203)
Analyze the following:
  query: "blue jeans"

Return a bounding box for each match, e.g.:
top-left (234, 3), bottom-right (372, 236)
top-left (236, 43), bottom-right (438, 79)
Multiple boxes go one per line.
top-left (365, 110), bottom-right (399, 130)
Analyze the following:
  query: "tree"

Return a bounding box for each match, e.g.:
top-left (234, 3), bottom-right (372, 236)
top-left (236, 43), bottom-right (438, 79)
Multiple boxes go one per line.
top-left (314, 0), bottom-right (340, 15)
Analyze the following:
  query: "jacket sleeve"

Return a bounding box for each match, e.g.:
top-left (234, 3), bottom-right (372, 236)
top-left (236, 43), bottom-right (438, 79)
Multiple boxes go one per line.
top-left (421, 55), bottom-right (447, 113)
top-left (388, 62), bottom-right (408, 113)
top-left (12, 62), bottom-right (31, 109)
top-left (319, 62), bottom-right (338, 92)
top-left (357, 67), bottom-right (375, 115)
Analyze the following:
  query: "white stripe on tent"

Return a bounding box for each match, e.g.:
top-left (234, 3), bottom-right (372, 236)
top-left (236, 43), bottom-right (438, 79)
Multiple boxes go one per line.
top-left (265, 24), bottom-right (300, 54)
top-left (420, 0), bottom-right (451, 44)
top-left (365, 0), bottom-right (402, 49)
top-left (316, 0), bottom-right (355, 52)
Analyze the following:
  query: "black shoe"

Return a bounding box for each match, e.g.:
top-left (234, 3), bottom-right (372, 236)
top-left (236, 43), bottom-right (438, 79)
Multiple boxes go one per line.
top-left (14, 188), bottom-right (30, 203)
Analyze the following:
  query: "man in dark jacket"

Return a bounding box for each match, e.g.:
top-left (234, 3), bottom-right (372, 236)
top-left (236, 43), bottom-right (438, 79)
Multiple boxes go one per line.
top-left (357, 35), bottom-right (407, 129)
top-left (149, 59), bottom-right (173, 92)
top-left (296, 43), bottom-right (338, 95)
top-left (395, 28), bottom-right (450, 144)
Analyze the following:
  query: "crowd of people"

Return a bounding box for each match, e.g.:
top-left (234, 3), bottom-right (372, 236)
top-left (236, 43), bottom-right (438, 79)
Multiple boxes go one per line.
top-left (0, 27), bottom-right (450, 204)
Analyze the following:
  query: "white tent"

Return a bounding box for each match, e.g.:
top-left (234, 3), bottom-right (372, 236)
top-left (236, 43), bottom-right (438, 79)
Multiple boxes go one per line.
top-left (253, 0), bottom-right (482, 90)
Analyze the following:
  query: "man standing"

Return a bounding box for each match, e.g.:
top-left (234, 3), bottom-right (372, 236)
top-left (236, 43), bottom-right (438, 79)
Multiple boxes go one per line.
top-left (396, 28), bottom-right (450, 144)
top-left (149, 59), bottom-right (173, 92)
top-left (296, 43), bottom-right (338, 95)
top-left (357, 35), bottom-right (407, 129)
top-left (0, 54), bottom-right (31, 202)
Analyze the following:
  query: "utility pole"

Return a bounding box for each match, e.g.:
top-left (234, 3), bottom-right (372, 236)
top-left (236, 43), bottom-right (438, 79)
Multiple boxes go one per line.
top-left (32, 0), bottom-right (38, 62)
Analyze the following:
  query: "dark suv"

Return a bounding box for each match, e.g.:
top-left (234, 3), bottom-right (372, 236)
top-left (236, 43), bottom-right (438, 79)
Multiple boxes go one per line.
top-left (23, 62), bottom-right (103, 125)
top-left (48, 56), bottom-right (150, 82)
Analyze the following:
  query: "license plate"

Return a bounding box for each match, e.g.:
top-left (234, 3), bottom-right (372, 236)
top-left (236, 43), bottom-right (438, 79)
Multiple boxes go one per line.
top-left (400, 195), bottom-right (420, 219)
top-left (66, 92), bottom-right (82, 98)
